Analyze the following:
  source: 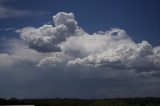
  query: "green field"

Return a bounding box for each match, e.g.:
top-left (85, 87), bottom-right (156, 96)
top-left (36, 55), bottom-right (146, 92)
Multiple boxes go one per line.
top-left (0, 97), bottom-right (160, 106)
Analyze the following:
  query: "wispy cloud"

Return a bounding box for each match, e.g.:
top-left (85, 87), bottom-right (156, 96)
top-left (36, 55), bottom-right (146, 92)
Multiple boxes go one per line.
top-left (0, 0), bottom-right (48, 19)
top-left (0, 0), bottom-right (10, 3)
top-left (0, 27), bottom-right (16, 31)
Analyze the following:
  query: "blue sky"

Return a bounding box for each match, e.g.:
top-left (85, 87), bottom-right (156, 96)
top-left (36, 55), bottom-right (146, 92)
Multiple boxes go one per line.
top-left (0, 0), bottom-right (160, 45)
top-left (0, 0), bottom-right (160, 98)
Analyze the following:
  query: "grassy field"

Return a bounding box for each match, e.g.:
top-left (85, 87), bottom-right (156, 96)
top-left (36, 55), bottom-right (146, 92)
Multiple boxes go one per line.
top-left (0, 97), bottom-right (160, 106)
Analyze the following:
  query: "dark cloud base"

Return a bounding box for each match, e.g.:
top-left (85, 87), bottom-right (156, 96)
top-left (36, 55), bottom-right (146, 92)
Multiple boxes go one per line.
top-left (0, 12), bottom-right (160, 98)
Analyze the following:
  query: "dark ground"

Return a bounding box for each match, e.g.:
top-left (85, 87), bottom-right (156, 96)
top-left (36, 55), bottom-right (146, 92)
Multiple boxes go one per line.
top-left (0, 97), bottom-right (160, 106)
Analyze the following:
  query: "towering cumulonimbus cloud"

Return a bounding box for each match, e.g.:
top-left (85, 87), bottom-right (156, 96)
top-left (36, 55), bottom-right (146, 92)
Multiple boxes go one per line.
top-left (16, 12), bottom-right (160, 77)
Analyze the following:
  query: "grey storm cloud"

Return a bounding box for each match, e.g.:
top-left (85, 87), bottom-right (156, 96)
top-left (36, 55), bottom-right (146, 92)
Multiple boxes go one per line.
top-left (1, 12), bottom-right (160, 98)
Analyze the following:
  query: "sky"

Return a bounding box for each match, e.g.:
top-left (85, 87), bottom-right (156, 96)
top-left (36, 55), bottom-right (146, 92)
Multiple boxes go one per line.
top-left (0, 0), bottom-right (160, 99)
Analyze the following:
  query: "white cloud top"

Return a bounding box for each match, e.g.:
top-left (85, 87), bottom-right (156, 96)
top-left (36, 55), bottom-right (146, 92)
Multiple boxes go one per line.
top-left (14, 12), bottom-right (160, 78)
top-left (0, 12), bottom-right (160, 98)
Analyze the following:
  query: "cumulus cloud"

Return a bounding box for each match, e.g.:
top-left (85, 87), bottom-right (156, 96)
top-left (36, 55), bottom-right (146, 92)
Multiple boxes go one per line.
top-left (16, 12), bottom-right (81, 52)
top-left (15, 12), bottom-right (160, 78)
top-left (1, 12), bottom-right (160, 98)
